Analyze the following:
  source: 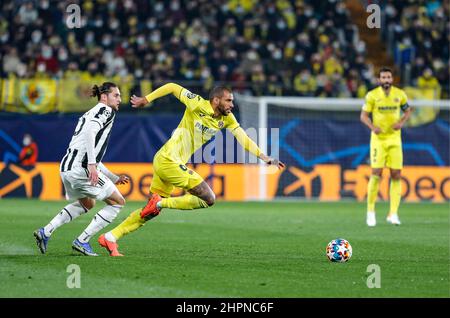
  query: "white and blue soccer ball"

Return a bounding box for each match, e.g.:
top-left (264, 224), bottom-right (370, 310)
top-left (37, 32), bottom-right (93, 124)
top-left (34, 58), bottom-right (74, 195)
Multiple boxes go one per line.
top-left (326, 238), bottom-right (352, 263)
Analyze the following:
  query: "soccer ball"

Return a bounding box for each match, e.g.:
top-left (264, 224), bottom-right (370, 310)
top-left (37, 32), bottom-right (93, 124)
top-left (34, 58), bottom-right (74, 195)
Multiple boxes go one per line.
top-left (326, 238), bottom-right (352, 263)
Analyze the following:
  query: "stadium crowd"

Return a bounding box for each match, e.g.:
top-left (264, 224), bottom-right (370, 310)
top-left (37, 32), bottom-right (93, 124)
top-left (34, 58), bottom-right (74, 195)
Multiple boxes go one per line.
top-left (380, 0), bottom-right (449, 97)
top-left (0, 0), bottom-right (448, 98)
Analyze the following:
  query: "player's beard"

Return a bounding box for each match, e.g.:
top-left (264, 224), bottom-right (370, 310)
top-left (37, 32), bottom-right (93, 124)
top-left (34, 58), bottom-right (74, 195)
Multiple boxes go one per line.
top-left (110, 102), bottom-right (119, 111)
top-left (381, 82), bottom-right (392, 90)
top-left (218, 104), bottom-right (229, 116)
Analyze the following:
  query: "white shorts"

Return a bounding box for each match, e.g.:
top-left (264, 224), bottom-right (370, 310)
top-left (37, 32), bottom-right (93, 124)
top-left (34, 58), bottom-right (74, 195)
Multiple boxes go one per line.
top-left (60, 166), bottom-right (117, 201)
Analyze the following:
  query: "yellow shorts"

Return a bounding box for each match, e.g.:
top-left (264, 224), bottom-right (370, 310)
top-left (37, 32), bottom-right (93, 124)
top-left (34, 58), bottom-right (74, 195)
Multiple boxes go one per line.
top-left (370, 137), bottom-right (403, 170)
top-left (149, 153), bottom-right (204, 197)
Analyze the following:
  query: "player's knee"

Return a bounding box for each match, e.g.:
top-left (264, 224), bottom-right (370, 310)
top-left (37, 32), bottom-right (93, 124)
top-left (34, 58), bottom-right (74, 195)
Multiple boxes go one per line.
top-left (106, 193), bottom-right (126, 206)
top-left (372, 169), bottom-right (382, 177)
top-left (205, 193), bottom-right (215, 207)
top-left (391, 171), bottom-right (401, 180)
top-left (116, 196), bottom-right (126, 206)
top-left (79, 199), bottom-right (95, 210)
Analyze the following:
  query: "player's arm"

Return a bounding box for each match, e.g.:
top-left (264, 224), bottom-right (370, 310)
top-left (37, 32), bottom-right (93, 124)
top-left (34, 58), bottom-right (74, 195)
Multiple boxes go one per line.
top-left (84, 120), bottom-right (103, 185)
top-left (97, 162), bottom-right (129, 185)
top-left (360, 92), bottom-right (381, 134)
top-left (231, 127), bottom-right (285, 169)
top-left (393, 96), bottom-right (412, 130)
top-left (130, 83), bottom-right (184, 108)
top-left (360, 110), bottom-right (381, 134)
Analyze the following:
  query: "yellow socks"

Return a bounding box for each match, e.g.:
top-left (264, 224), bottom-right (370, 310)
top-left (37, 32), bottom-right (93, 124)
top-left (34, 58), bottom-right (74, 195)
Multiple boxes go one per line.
top-left (110, 209), bottom-right (146, 240)
top-left (367, 176), bottom-right (401, 215)
top-left (161, 194), bottom-right (209, 210)
top-left (389, 178), bottom-right (401, 215)
top-left (367, 175), bottom-right (380, 212)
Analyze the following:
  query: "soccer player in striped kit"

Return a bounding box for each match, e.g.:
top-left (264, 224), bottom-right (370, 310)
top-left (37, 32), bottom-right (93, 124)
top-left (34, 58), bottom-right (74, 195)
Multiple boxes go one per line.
top-left (33, 82), bottom-right (129, 256)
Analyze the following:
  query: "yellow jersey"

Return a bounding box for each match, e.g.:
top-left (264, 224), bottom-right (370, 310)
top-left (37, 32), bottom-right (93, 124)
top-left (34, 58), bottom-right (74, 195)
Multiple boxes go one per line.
top-left (362, 86), bottom-right (409, 140)
top-left (158, 88), bottom-right (240, 163)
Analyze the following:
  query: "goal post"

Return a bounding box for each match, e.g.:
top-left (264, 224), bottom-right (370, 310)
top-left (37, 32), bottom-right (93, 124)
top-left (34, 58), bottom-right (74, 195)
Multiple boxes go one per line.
top-left (235, 94), bottom-right (450, 201)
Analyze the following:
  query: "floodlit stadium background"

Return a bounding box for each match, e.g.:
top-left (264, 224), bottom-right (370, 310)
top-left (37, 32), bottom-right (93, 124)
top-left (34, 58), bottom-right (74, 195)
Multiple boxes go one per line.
top-left (0, 0), bottom-right (449, 202)
top-left (1, 0), bottom-right (449, 300)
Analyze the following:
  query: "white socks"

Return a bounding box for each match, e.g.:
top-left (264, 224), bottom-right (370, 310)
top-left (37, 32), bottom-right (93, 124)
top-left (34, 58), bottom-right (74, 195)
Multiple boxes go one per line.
top-left (42, 202), bottom-right (123, 243)
top-left (105, 232), bottom-right (117, 242)
top-left (77, 205), bottom-right (123, 243)
top-left (44, 201), bottom-right (88, 237)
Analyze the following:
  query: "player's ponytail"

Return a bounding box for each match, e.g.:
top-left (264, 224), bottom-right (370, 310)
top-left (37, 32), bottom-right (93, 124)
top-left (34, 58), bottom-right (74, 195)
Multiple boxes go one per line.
top-left (91, 85), bottom-right (101, 100)
top-left (91, 82), bottom-right (118, 101)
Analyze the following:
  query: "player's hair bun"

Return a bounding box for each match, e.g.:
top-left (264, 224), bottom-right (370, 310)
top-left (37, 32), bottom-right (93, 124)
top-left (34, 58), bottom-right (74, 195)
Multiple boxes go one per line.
top-left (91, 85), bottom-right (101, 100)
top-left (91, 83), bottom-right (118, 101)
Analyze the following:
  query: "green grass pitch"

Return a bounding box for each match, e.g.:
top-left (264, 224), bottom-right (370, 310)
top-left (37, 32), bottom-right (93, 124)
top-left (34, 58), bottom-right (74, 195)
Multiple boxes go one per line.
top-left (0, 199), bottom-right (448, 297)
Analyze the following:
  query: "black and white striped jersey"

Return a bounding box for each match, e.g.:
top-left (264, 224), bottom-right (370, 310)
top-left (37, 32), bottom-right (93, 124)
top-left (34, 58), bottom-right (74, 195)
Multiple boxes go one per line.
top-left (60, 103), bottom-right (116, 172)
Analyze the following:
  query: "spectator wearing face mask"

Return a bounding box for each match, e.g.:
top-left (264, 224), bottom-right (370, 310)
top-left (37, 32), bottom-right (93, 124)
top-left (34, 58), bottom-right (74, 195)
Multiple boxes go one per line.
top-left (2, 47), bottom-right (25, 76)
top-left (293, 69), bottom-right (317, 96)
top-left (0, 0), bottom-right (384, 98)
top-left (19, 134), bottom-right (38, 166)
top-left (417, 68), bottom-right (441, 97)
top-left (35, 45), bottom-right (59, 76)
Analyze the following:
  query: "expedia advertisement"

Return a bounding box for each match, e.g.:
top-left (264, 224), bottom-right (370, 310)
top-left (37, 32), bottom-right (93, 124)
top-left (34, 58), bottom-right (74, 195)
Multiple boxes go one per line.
top-left (0, 163), bottom-right (449, 202)
top-left (0, 114), bottom-right (449, 202)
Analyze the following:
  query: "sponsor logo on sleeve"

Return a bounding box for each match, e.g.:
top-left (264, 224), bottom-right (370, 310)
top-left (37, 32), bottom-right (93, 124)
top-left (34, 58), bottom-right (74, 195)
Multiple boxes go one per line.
top-left (184, 90), bottom-right (197, 99)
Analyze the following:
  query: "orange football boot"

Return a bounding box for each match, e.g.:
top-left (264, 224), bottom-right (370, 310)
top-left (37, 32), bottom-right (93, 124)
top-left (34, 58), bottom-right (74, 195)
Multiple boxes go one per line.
top-left (140, 194), bottom-right (162, 218)
top-left (98, 234), bottom-right (123, 257)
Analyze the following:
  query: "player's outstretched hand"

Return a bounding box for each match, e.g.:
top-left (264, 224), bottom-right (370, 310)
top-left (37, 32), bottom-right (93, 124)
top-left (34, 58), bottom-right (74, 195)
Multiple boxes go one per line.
top-left (87, 163), bottom-right (98, 186)
top-left (392, 122), bottom-right (403, 130)
top-left (130, 95), bottom-right (148, 108)
top-left (116, 175), bottom-right (130, 185)
top-left (266, 157), bottom-right (285, 170)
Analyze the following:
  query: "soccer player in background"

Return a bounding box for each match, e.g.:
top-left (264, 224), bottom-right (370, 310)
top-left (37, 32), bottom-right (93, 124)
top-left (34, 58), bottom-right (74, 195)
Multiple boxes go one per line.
top-left (98, 83), bottom-right (284, 256)
top-left (360, 67), bottom-right (412, 226)
top-left (33, 82), bottom-right (130, 256)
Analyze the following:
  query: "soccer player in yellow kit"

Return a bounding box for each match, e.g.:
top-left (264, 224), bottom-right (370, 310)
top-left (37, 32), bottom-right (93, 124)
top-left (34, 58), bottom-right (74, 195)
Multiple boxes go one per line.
top-left (360, 67), bottom-right (412, 227)
top-left (98, 83), bottom-right (285, 256)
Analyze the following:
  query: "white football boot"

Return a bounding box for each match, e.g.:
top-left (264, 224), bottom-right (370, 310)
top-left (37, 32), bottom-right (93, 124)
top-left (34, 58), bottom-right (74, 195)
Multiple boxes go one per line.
top-left (366, 211), bottom-right (376, 227)
top-left (386, 214), bottom-right (401, 225)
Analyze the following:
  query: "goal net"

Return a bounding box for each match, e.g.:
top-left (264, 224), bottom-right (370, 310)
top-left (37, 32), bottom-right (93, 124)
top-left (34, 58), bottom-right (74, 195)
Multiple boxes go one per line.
top-left (235, 94), bottom-right (450, 202)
